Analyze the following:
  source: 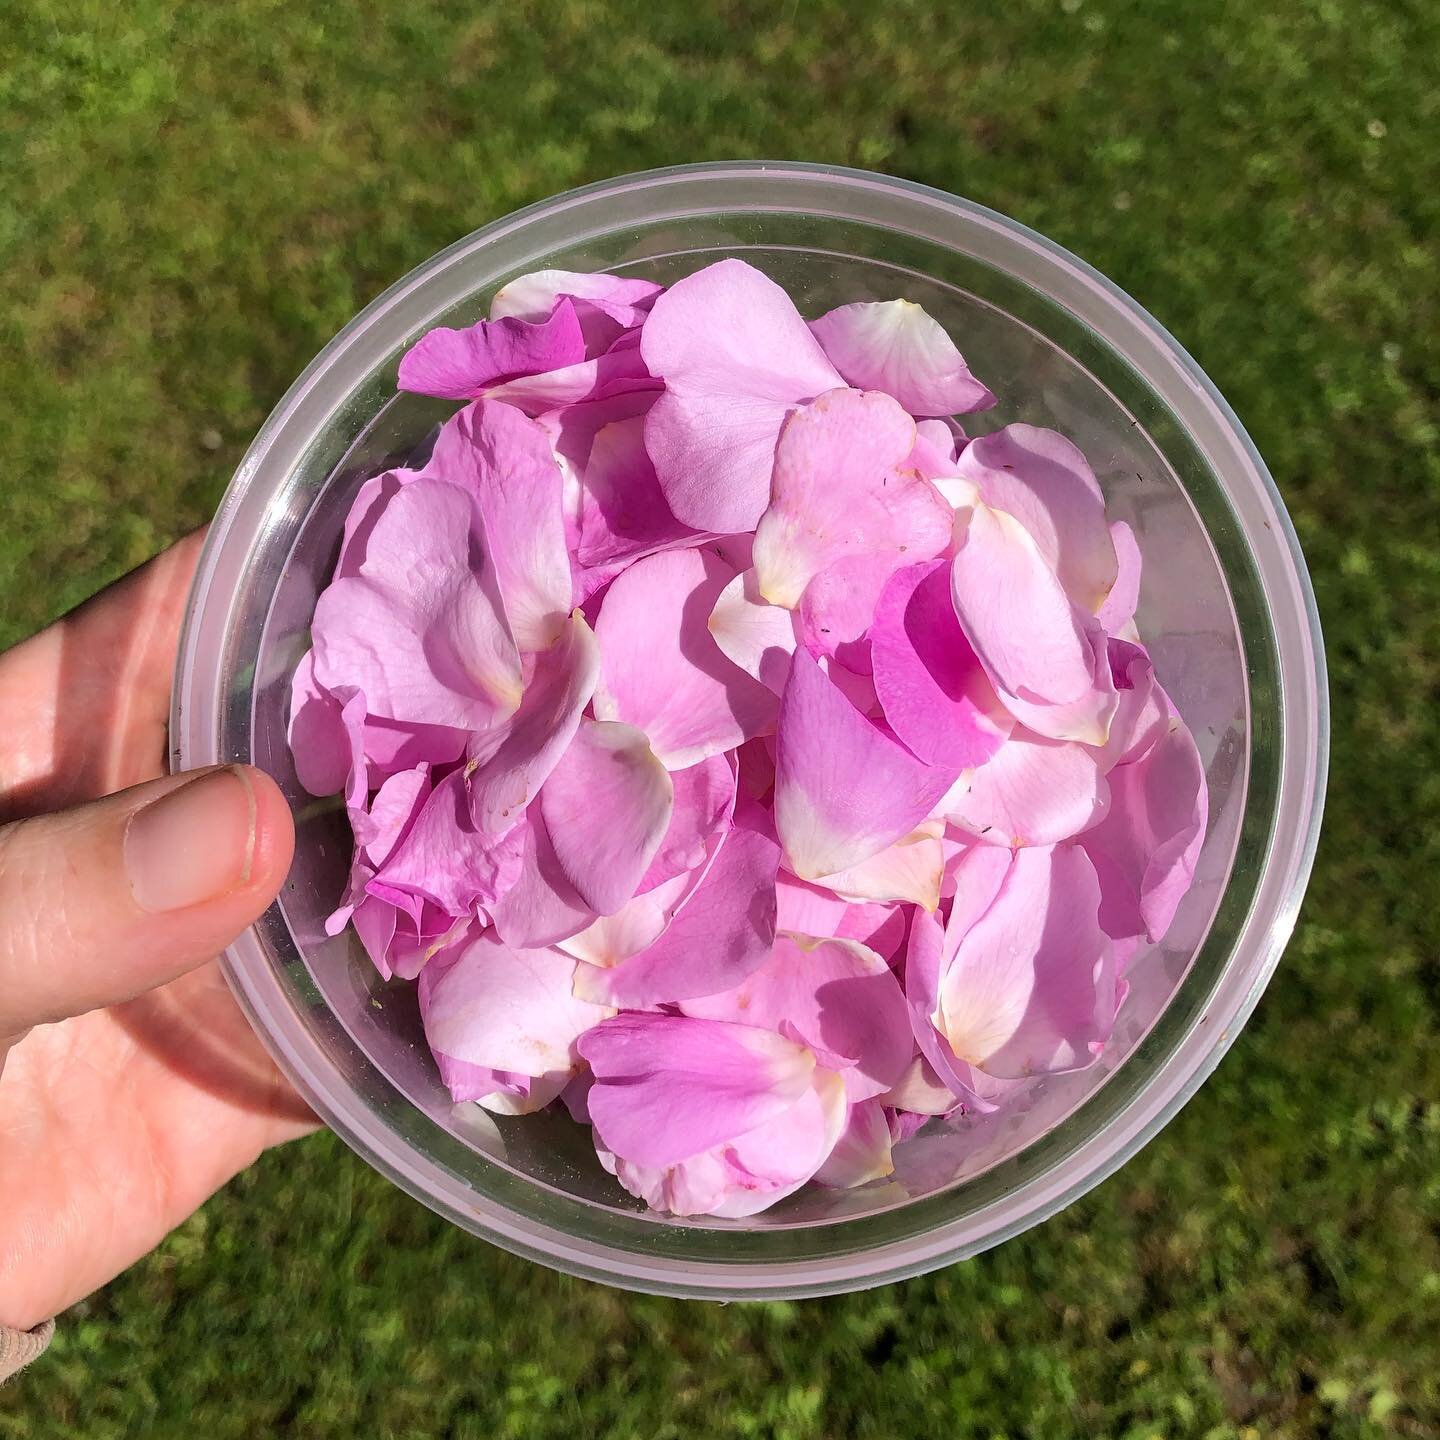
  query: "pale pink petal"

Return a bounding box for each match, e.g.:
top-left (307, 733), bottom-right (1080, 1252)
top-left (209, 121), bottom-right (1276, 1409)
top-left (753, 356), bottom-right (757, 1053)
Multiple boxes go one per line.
top-left (639, 753), bottom-right (736, 890)
top-left (337, 469), bottom-right (416, 577)
top-left (422, 399), bottom-right (573, 651)
top-left (572, 826), bottom-right (781, 1007)
top-left (420, 932), bottom-right (610, 1082)
top-left (956, 424), bottom-right (1117, 611)
top-left (490, 810), bottom-right (597, 949)
top-left (579, 1012), bottom-right (818, 1166)
top-left (556, 871), bottom-right (691, 968)
top-left (358, 715), bottom-right (469, 785)
top-left (368, 769), bottom-right (525, 917)
top-left (1096, 638), bottom-right (1168, 769)
top-left (882, 1054), bottom-right (964, 1116)
top-left (797, 553), bottom-right (899, 674)
top-left (775, 871), bottom-right (850, 938)
top-left (311, 478), bottom-right (522, 730)
top-left (836, 902), bottom-right (909, 964)
top-left (539, 719), bottom-right (674, 915)
top-left (751, 389), bottom-right (952, 609)
top-left (466, 613), bottom-right (600, 833)
top-left (490, 268), bottom-right (662, 328)
top-left (484, 342), bottom-right (659, 416)
top-left (1082, 713), bottom-right (1208, 943)
top-left (812, 826), bottom-right (945, 910)
top-left (871, 559), bottom-right (1013, 769)
top-left (774, 649), bottom-right (957, 880)
top-left (683, 933), bottom-right (912, 1101)
top-left (814, 1099), bottom-right (895, 1188)
top-left (902, 906), bottom-right (988, 1101)
top-left (604, 1147), bottom-right (732, 1217)
top-left (937, 845), bottom-right (1117, 1077)
top-left (708, 568), bottom-right (799, 693)
top-left (908, 418), bottom-right (961, 478)
top-left (640, 258), bottom-right (844, 531)
top-left (574, 415), bottom-right (709, 567)
top-left (398, 299), bottom-right (587, 400)
top-left (476, 1070), bottom-right (572, 1117)
top-left (945, 730), bottom-right (1110, 847)
top-left (593, 548), bottom-right (778, 770)
top-left (950, 498), bottom-right (1117, 744)
top-left (809, 299), bottom-right (995, 417)
top-left (1098, 519), bottom-right (1142, 633)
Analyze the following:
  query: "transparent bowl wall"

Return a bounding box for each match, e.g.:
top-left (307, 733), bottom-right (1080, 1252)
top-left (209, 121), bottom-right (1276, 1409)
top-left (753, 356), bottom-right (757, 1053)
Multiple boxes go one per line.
top-left (173, 163), bottom-right (1326, 1299)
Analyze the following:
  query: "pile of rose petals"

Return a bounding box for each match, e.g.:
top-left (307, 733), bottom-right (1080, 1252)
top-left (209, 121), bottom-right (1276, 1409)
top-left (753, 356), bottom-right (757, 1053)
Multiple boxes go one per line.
top-left (289, 257), bottom-right (1208, 1219)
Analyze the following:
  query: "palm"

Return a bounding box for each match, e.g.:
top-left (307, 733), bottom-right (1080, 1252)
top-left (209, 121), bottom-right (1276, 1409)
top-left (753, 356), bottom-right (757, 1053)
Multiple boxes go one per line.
top-left (0, 534), bottom-right (313, 1329)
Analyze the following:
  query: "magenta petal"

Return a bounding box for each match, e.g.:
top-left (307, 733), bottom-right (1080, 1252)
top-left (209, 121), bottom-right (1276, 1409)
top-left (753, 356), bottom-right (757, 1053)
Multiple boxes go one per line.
top-left (1082, 713), bottom-right (1208, 943)
top-left (420, 931), bottom-right (610, 1082)
top-left (1098, 519), bottom-right (1142, 633)
top-left (572, 825), bottom-right (781, 1007)
top-left (370, 770), bottom-right (525, 917)
top-left (638, 753), bottom-right (737, 890)
top-left (945, 730), bottom-right (1111, 847)
top-left (809, 298), bottom-right (995, 416)
top-left (593, 548), bottom-right (778, 770)
top-left (467, 613), bottom-right (600, 833)
top-left (683, 933), bottom-right (913, 1102)
top-left (956, 424), bottom-right (1118, 612)
top-left (708, 568), bottom-right (799, 694)
top-left (574, 414), bottom-right (708, 567)
top-left (539, 719), bottom-right (674, 915)
top-left (423, 399), bottom-right (573, 650)
top-left (312, 479), bottom-right (522, 731)
top-left (814, 1099), bottom-right (896, 1188)
top-left (484, 343), bottom-right (659, 416)
top-left (871, 560), bottom-right (1014, 769)
top-left (775, 649), bottom-right (957, 880)
top-left (950, 498), bottom-right (1117, 744)
top-left (570, 829), bottom-right (783, 1008)
top-left (490, 810), bottom-right (597, 949)
top-left (398, 298), bottom-right (587, 400)
top-left (751, 389), bottom-right (952, 609)
top-left (640, 258), bottom-right (844, 532)
top-left (579, 1012), bottom-right (817, 1167)
top-left (937, 845), bottom-right (1117, 1077)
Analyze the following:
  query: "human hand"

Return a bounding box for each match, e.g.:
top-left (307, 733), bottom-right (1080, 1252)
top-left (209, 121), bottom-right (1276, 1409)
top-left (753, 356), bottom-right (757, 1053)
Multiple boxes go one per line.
top-left (0, 532), bottom-right (312, 1333)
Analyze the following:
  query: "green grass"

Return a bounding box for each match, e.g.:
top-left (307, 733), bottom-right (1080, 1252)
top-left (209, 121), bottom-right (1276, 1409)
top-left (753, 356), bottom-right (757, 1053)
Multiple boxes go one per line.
top-left (3, 0), bottom-right (1438, 1434)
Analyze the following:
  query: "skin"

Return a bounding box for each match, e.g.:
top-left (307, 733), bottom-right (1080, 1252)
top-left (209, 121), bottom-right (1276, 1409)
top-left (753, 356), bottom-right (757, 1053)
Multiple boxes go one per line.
top-left (0, 533), bottom-right (314, 1332)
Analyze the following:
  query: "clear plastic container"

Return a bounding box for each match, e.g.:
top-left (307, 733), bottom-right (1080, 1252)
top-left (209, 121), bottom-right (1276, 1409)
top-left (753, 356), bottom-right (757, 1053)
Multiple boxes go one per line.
top-left (171, 162), bottom-right (1327, 1299)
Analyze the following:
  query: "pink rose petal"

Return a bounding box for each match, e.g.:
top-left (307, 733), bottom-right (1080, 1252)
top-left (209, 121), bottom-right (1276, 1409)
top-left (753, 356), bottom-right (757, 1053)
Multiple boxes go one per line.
top-left (593, 547), bottom-right (778, 770)
top-left (1098, 519), bottom-right (1142, 633)
top-left (640, 258), bottom-right (844, 532)
top-left (539, 719), bottom-right (674, 915)
top-left (870, 559), bottom-right (1013, 769)
top-left (490, 810), bottom-right (597, 949)
top-left (812, 826), bottom-right (946, 910)
top-left (707, 568), bottom-right (800, 693)
top-left (774, 649), bottom-right (957, 880)
top-left (809, 298), bottom-right (995, 416)
top-left (814, 1097), bottom-right (896, 1188)
top-left (751, 388), bottom-right (951, 609)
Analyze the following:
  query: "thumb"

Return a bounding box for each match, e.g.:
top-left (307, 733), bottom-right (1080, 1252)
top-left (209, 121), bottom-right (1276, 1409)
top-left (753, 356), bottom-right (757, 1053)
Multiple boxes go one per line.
top-left (0, 766), bottom-right (294, 1037)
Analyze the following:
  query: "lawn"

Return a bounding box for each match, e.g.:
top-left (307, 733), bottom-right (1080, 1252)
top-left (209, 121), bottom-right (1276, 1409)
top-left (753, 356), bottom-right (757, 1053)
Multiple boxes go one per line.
top-left (2, 1), bottom-right (1438, 1435)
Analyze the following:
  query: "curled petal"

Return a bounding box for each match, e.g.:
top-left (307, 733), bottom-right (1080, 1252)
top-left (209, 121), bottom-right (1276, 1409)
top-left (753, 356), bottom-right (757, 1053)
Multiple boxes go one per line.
top-left (593, 547), bottom-right (778, 770)
top-left (1098, 519), bottom-right (1142, 633)
top-left (751, 388), bottom-right (951, 609)
top-left (539, 719), bottom-right (674, 915)
top-left (484, 342), bottom-right (659, 416)
top-left (311, 478), bottom-right (522, 730)
top-left (423, 399), bottom-right (573, 650)
top-left (956, 424), bottom-right (1117, 612)
top-left (467, 613), bottom-right (600, 833)
top-left (774, 649), bottom-right (956, 880)
top-left (708, 568), bottom-right (799, 693)
top-left (420, 932), bottom-right (611, 1083)
top-left (490, 810), bottom-right (597, 949)
top-left (812, 826), bottom-right (946, 910)
top-left (397, 298), bottom-right (587, 399)
top-left (814, 1098), bottom-right (896, 1188)
top-left (684, 933), bottom-right (913, 1102)
top-left (943, 730), bottom-right (1110, 847)
top-left (937, 845), bottom-right (1117, 1078)
top-left (871, 560), bottom-right (1013, 769)
top-left (809, 298), bottom-right (995, 416)
top-left (490, 269), bottom-right (662, 328)
top-left (640, 258), bottom-right (844, 531)
top-left (1082, 713), bottom-right (1208, 943)
top-left (580, 1012), bottom-right (818, 1167)
top-left (950, 498), bottom-right (1117, 744)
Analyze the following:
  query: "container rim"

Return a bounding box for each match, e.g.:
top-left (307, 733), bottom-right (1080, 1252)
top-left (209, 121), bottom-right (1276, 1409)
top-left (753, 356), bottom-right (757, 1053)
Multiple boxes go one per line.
top-left (173, 160), bottom-right (1328, 1298)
